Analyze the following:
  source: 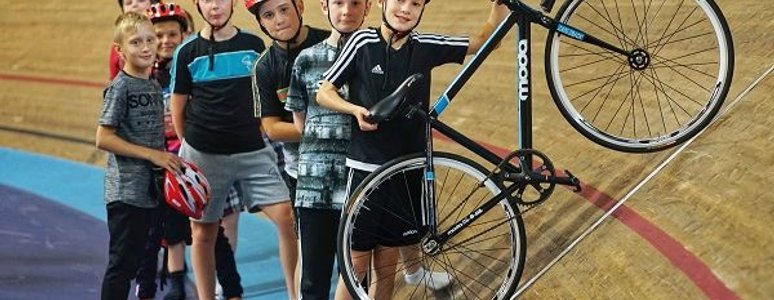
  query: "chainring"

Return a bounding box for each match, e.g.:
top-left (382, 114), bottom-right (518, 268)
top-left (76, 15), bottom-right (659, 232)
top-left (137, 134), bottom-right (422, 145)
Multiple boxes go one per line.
top-left (499, 149), bottom-right (556, 207)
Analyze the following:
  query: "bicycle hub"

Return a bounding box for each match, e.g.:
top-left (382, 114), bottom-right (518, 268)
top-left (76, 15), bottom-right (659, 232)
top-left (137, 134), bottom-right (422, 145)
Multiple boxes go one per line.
top-left (421, 238), bottom-right (441, 256)
top-left (628, 48), bottom-right (651, 71)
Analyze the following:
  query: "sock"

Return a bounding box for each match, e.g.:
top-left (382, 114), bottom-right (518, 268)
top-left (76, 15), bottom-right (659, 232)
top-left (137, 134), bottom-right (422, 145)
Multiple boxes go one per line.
top-left (163, 270), bottom-right (186, 300)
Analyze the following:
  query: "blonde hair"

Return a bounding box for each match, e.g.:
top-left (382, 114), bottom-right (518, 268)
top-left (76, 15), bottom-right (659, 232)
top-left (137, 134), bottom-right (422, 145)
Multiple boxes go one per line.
top-left (113, 11), bottom-right (153, 44)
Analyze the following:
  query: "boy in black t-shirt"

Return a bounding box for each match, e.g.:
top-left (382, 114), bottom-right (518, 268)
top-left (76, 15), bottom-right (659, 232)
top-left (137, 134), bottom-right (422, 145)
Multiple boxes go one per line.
top-left (170, 1), bottom-right (295, 299)
top-left (317, 0), bottom-right (509, 297)
top-left (136, 3), bottom-right (245, 299)
top-left (246, 0), bottom-right (329, 200)
top-left (245, 2), bottom-right (329, 298)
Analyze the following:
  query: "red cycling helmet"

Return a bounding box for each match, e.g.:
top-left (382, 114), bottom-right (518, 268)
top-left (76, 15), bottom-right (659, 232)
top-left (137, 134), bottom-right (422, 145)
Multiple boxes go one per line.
top-left (164, 160), bottom-right (210, 219)
top-left (244, 0), bottom-right (265, 15)
top-left (146, 1), bottom-right (189, 30)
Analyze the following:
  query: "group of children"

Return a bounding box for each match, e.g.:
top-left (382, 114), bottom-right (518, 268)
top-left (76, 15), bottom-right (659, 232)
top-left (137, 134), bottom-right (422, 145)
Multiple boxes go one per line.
top-left (97, 0), bottom-right (509, 299)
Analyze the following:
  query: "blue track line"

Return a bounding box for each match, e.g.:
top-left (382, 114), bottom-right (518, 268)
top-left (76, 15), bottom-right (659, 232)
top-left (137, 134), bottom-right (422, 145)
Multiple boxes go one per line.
top-left (0, 148), bottom-right (289, 299)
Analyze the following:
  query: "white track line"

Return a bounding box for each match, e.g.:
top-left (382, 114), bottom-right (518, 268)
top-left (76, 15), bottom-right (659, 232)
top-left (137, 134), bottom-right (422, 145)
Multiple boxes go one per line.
top-left (512, 63), bottom-right (774, 298)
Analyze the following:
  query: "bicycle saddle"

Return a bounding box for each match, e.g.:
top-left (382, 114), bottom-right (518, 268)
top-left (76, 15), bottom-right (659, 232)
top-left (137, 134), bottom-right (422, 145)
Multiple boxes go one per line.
top-left (365, 73), bottom-right (424, 124)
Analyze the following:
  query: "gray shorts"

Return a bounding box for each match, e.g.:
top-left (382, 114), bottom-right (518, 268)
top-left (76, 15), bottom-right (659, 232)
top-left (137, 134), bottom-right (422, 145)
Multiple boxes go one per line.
top-left (179, 140), bottom-right (290, 223)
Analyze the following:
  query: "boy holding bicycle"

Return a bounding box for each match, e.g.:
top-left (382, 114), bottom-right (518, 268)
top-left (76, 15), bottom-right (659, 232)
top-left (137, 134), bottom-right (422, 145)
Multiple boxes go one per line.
top-left (317, 0), bottom-right (509, 297)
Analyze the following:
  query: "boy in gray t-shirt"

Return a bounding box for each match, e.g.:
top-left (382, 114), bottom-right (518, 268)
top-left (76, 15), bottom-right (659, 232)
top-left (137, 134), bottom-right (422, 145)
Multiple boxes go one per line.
top-left (96, 12), bottom-right (182, 299)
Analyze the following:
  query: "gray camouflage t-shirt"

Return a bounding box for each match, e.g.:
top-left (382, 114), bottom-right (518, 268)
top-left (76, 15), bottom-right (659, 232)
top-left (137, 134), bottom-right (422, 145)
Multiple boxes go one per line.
top-left (98, 71), bottom-right (165, 208)
top-left (286, 41), bottom-right (351, 210)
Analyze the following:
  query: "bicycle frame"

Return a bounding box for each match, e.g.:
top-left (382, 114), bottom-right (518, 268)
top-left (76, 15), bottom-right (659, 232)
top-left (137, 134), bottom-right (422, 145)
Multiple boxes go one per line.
top-left (419, 0), bottom-right (617, 243)
top-left (430, 0), bottom-right (629, 149)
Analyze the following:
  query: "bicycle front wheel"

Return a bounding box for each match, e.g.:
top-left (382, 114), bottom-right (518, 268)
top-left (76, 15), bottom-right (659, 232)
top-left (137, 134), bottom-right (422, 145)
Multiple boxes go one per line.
top-left (338, 152), bottom-right (526, 299)
top-left (545, 0), bottom-right (734, 152)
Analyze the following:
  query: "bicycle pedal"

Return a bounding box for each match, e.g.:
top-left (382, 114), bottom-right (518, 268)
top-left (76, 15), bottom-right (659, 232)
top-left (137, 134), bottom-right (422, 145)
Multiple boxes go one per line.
top-left (564, 170), bottom-right (582, 193)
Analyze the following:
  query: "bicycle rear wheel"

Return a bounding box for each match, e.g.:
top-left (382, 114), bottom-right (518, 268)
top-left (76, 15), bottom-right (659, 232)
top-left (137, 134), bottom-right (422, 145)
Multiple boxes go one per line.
top-left (545, 0), bottom-right (733, 152)
top-left (338, 152), bottom-right (526, 299)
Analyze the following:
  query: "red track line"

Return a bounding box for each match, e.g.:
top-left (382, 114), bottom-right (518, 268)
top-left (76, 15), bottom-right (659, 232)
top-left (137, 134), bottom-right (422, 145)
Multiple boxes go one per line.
top-left (581, 184), bottom-right (739, 300)
top-left (2, 72), bottom-right (738, 299)
top-left (433, 131), bottom-right (738, 300)
top-left (0, 73), bottom-right (106, 89)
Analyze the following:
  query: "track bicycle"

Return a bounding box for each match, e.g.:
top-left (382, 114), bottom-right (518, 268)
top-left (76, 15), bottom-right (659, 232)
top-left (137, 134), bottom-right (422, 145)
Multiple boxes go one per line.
top-left (337, 0), bottom-right (734, 299)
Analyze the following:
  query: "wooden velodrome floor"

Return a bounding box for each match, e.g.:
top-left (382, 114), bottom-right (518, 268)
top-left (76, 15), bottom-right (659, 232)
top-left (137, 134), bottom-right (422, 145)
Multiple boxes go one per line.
top-left (0, 0), bottom-right (771, 299)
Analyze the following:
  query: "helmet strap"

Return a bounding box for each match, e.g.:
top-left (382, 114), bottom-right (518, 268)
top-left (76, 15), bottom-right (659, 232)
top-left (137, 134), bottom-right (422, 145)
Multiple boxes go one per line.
top-left (196, 0), bottom-right (235, 70)
top-left (326, 0), bottom-right (366, 37)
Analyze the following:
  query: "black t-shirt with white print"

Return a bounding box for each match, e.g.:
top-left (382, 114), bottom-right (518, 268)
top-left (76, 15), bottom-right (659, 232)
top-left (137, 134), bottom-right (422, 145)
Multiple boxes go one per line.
top-left (254, 26), bottom-right (329, 177)
top-left (323, 28), bottom-right (469, 170)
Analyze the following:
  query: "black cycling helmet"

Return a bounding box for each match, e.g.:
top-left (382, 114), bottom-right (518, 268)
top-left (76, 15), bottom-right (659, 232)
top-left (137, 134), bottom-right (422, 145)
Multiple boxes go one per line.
top-left (245, 0), bottom-right (304, 43)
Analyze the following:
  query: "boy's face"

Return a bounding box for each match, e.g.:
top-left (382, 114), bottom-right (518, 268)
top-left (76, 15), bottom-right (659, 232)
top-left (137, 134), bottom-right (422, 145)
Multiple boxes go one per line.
top-left (122, 0), bottom-right (152, 13)
top-left (154, 21), bottom-right (184, 60)
top-left (117, 22), bottom-right (158, 70)
top-left (258, 0), bottom-right (305, 41)
top-left (197, 0), bottom-right (234, 28)
top-left (379, 0), bottom-right (424, 32)
top-left (324, 0), bottom-right (370, 33)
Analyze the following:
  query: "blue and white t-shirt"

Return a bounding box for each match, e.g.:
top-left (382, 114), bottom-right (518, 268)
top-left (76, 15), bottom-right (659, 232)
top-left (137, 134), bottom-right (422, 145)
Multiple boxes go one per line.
top-left (171, 29), bottom-right (267, 154)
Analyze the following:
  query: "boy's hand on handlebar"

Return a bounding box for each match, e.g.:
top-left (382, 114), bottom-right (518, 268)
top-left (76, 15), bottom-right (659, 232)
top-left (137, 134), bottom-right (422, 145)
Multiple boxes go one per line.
top-left (352, 106), bottom-right (378, 131)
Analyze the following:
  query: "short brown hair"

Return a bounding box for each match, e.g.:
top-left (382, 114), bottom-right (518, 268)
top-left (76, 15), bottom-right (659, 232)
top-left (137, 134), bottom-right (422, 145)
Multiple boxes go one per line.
top-left (113, 11), bottom-right (153, 44)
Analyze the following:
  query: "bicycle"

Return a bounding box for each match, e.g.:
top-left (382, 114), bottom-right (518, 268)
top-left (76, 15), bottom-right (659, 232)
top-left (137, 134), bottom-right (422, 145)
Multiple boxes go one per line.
top-left (337, 0), bottom-right (734, 299)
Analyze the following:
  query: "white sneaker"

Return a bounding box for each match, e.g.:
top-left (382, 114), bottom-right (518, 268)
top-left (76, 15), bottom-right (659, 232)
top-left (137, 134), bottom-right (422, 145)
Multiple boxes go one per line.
top-left (404, 267), bottom-right (453, 291)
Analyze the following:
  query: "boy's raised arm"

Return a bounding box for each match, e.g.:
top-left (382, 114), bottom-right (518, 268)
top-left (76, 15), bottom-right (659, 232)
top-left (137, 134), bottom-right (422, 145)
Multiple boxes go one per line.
top-left (467, 1), bottom-right (510, 54)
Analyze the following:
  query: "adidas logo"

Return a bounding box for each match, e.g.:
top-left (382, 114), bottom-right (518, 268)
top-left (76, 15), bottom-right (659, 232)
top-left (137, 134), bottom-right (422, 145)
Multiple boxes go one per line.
top-left (371, 64), bottom-right (384, 75)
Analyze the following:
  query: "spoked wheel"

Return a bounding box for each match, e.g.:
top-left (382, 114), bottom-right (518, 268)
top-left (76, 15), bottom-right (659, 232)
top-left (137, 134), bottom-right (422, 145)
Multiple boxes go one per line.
top-left (338, 152), bottom-right (526, 299)
top-left (545, 0), bottom-right (734, 152)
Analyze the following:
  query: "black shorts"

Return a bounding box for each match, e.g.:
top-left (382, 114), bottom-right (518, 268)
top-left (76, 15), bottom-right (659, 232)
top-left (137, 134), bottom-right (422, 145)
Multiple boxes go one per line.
top-left (347, 168), bottom-right (424, 251)
top-left (164, 206), bottom-right (192, 245)
top-left (153, 167), bottom-right (191, 245)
